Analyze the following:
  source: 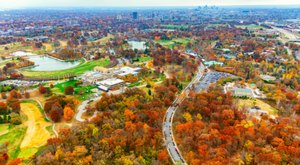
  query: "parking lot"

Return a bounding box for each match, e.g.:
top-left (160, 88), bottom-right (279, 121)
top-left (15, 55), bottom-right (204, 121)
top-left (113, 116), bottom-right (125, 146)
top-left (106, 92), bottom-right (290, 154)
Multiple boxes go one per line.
top-left (193, 71), bottom-right (234, 92)
top-left (0, 80), bottom-right (44, 87)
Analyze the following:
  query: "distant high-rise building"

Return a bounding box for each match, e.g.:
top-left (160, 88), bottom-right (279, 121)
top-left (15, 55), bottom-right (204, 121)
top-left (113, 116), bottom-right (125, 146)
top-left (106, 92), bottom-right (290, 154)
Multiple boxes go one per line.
top-left (117, 14), bottom-right (122, 20)
top-left (132, 12), bottom-right (138, 19)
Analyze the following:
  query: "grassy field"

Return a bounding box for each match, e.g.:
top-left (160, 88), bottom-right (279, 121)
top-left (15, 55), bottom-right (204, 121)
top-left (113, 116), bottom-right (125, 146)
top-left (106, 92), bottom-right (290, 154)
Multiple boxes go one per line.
top-left (237, 99), bottom-right (278, 116)
top-left (18, 102), bottom-right (52, 159)
top-left (54, 80), bottom-right (97, 100)
top-left (0, 124), bottom-right (9, 133)
top-left (236, 24), bottom-right (265, 30)
top-left (0, 126), bottom-right (27, 158)
top-left (207, 24), bottom-right (228, 28)
top-left (92, 34), bottom-right (114, 45)
top-left (43, 43), bottom-right (54, 52)
top-left (133, 56), bottom-right (153, 63)
top-left (18, 147), bottom-right (38, 160)
top-left (161, 24), bottom-right (188, 29)
top-left (0, 59), bottom-right (20, 68)
top-left (156, 38), bottom-right (191, 49)
top-left (0, 42), bottom-right (32, 56)
top-left (21, 58), bottom-right (110, 78)
top-left (0, 100), bottom-right (52, 160)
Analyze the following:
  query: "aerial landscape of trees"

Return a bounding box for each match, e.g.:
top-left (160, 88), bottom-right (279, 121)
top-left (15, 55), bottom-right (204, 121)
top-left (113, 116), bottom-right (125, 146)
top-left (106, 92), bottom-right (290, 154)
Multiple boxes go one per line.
top-left (36, 84), bottom-right (178, 164)
top-left (174, 86), bottom-right (300, 164)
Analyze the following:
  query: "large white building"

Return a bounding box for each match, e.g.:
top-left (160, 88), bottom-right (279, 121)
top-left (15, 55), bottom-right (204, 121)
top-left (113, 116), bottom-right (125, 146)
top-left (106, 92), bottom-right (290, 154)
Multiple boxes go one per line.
top-left (96, 78), bottom-right (125, 92)
top-left (116, 66), bottom-right (142, 77)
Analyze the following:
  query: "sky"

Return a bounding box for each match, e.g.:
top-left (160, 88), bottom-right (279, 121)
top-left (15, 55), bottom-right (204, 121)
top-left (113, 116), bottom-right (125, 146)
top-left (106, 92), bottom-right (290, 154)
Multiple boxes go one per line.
top-left (0, 0), bottom-right (299, 8)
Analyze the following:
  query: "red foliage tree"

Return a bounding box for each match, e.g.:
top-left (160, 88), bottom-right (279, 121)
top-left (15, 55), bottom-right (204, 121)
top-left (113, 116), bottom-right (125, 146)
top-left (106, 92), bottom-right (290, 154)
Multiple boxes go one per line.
top-left (38, 85), bottom-right (47, 94)
top-left (49, 109), bottom-right (61, 122)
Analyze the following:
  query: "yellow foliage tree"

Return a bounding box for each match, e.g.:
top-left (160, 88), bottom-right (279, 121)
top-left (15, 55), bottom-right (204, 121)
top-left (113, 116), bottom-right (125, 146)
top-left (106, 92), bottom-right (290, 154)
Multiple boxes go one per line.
top-left (183, 112), bottom-right (193, 122)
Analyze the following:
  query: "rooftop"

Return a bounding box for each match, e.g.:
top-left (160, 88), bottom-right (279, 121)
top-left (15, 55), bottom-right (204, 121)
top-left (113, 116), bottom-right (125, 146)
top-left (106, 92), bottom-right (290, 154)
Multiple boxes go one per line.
top-left (98, 78), bottom-right (124, 86)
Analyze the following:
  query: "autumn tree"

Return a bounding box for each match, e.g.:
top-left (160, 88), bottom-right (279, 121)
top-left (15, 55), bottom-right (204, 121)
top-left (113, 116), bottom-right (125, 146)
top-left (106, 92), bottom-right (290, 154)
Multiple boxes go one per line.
top-left (64, 86), bottom-right (74, 95)
top-left (49, 109), bottom-right (61, 122)
top-left (6, 99), bottom-right (20, 113)
top-left (63, 107), bottom-right (74, 121)
top-left (0, 102), bottom-right (7, 115)
top-left (24, 92), bottom-right (30, 99)
top-left (38, 85), bottom-right (47, 94)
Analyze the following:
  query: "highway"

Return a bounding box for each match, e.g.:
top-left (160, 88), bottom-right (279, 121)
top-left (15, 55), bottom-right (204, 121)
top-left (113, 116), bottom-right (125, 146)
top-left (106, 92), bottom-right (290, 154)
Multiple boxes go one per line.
top-left (162, 62), bottom-right (206, 165)
top-left (271, 26), bottom-right (299, 41)
top-left (271, 26), bottom-right (300, 46)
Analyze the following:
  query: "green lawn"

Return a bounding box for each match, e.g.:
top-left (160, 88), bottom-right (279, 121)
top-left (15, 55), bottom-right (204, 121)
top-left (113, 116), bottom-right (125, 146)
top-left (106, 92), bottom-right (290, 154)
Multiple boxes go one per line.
top-left (21, 58), bottom-right (110, 79)
top-left (0, 126), bottom-right (27, 158)
top-left (207, 24), bottom-right (228, 28)
top-left (156, 38), bottom-right (191, 49)
top-left (45, 125), bottom-right (54, 135)
top-left (133, 56), bottom-right (153, 63)
top-left (18, 147), bottom-right (38, 160)
top-left (54, 80), bottom-right (97, 101)
top-left (161, 24), bottom-right (188, 29)
top-left (128, 81), bottom-right (141, 88)
top-left (0, 124), bottom-right (9, 132)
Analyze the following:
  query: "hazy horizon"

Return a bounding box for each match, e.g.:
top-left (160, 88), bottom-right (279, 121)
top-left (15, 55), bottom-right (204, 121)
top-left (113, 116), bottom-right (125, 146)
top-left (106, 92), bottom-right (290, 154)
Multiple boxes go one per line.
top-left (0, 0), bottom-right (299, 9)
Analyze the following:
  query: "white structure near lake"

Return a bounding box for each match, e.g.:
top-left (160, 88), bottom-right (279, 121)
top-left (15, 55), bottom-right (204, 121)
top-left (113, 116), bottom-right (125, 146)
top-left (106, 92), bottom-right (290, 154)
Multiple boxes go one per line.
top-left (96, 78), bottom-right (125, 92)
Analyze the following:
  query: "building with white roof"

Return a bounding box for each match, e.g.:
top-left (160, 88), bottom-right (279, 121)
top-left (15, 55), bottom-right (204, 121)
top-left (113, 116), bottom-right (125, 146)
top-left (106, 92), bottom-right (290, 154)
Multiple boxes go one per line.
top-left (79, 71), bottom-right (106, 85)
top-left (116, 66), bottom-right (142, 77)
top-left (96, 78), bottom-right (125, 91)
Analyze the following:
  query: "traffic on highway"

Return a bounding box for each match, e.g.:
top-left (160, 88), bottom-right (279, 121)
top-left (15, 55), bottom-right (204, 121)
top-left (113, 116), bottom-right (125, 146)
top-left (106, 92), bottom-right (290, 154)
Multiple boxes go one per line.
top-left (162, 62), bottom-right (206, 165)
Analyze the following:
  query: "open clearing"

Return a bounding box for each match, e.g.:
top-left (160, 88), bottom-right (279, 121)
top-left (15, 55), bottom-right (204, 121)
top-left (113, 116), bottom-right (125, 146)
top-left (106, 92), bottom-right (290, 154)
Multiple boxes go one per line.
top-left (0, 42), bottom-right (32, 56)
top-left (160, 24), bottom-right (188, 29)
top-left (156, 38), bottom-right (191, 49)
top-left (54, 80), bottom-right (96, 100)
top-left (133, 56), bottom-right (153, 63)
top-left (0, 126), bottom-right (27, 158)
top-left (236, 24), bottom-right (265, 30)
top-left (18, 102), bottom-right (52, 159)
top-left (236, 99), bottom-right (278, 116)
top-left (92, 34), bottom-right (114, 44)
top-left (20, 102), bottom-right (51, 148)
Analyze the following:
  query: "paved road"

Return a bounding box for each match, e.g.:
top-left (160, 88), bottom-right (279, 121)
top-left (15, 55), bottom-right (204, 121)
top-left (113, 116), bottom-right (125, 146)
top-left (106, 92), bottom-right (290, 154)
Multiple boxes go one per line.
top-left (163, 63), bottom-right (206, 165)
top-left (75, 88), bottom-right (126, 122)
top-left (271, 26), bottom-right (300, 46)
top-left (271, 26), bottom-right (299, 41)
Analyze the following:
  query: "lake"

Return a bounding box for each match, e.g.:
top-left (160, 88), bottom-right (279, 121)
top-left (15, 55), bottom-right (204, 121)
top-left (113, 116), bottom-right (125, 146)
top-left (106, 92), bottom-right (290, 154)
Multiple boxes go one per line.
top-left (128, 41), bottom-right (147, 50)
top-left (26, 56), bottom-right (81, 71)
top-left (204, 61), bottom-right (224, 67)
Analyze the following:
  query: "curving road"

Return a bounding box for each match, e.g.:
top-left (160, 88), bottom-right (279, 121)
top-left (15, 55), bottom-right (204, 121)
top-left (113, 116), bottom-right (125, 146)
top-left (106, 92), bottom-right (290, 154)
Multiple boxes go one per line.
top-left (75, 88), bottom-right (125, 122)
top-left (163, 62), bottom-right (206, 165)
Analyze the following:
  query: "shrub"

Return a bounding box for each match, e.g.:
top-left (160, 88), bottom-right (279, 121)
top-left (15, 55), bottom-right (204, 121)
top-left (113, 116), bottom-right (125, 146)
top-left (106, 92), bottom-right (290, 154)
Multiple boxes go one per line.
top-left (10, 113), bottom-right (21, 125)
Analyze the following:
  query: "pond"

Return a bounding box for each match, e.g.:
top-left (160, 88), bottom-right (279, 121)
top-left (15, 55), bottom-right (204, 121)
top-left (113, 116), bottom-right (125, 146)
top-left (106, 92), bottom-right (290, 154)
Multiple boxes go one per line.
top-left (26, 56), bottom-right (81, 71)
top-left (128, 41), bottom-right (147, 50)
top-left (204, 61), bottom-right (224, 67)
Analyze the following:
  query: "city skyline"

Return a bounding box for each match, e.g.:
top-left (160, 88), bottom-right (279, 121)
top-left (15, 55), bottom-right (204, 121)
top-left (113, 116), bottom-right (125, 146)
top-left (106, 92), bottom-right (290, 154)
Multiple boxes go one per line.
top-left (0, 0), bottom-right (300, 8)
